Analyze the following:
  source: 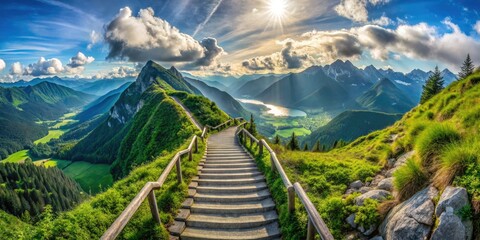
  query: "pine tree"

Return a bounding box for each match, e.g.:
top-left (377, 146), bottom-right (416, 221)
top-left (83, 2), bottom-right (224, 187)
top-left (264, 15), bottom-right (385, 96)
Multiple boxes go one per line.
top-left (303, 143), bottom-right (309, 151)
top-left (312, 140), bottom-right (321, 152)
top-left (248, 114), bottom-right (257, 136)
top-left (458, 54), bottom-right (475, 80)
top-left (420, 66), bottom-right (444, 104)
top-left (287, 132), bottom-right (300, 151)
top-left (274, 135), bottom-right (281, 144)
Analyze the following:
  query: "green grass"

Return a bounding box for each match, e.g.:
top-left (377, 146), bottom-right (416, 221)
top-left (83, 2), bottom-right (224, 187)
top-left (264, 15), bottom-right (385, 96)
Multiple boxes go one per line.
top-left (393, 158), bottom-right (428, 201)
top-left (275, 127), bottom-right (311, 138)
top-left (1, 150), bottom-right (30, 163)
top-left (34, 130), bottom-right (65, 144)
top-left (34, 159), bottom-right (72, 169)
top-left (415, 123), bottom-right (461, 170)
top-left (61, 161), bottom-right (113, 194)
top-left (51, 119), bottom-right (77, 129)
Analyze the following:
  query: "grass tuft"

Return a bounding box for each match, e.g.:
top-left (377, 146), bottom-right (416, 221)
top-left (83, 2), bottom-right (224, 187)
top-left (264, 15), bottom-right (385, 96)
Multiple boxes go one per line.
top-left (433, 141), bottom-right (478, 189)
top-left (415, 123), bottom-right (461, 171)
top-left (393, 158), bottom-right (428, 201)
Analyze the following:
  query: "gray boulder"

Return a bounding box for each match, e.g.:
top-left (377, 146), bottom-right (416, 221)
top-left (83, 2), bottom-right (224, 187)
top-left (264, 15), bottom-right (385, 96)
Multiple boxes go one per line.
top-left (431, 207), bottom-right (466, 240)
top-left (436, 186), bottom-right (469, 217)
top-left (355, 190), bottom-right (391, 206)
top-left (377, 178), bottom-right (393, 191)
top-left (370, 236), bottom-right (384, 240)
top-left (359, 186), bottom-right (373, 194)
top-left (346, 213), bottom-right (357, 228)
top-left (379, 186), bottom-right (438, 240)
top-left (435, 186), bottom-right (473, 240)
top-left (350, 180), bottom-right (363, 189)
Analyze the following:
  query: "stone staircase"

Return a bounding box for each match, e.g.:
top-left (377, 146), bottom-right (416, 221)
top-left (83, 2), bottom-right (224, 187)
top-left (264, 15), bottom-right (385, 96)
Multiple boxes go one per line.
top-left (169, 127), bottom-right (281, 240)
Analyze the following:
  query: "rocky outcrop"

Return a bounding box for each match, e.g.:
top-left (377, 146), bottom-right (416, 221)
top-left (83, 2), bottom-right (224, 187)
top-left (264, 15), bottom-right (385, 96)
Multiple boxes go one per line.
top-left (432, 187), bottom-right (473, 240)
top-left (355, 190), bottom-right (391, 206)
top-left (379, 186), bottom-right (438, 240)
top-left (377, 178), bottom-right (393, 191)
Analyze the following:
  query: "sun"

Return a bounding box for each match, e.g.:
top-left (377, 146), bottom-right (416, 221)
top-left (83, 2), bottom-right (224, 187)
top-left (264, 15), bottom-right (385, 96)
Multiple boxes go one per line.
top-left (267, 0), bottom-right (288, 19)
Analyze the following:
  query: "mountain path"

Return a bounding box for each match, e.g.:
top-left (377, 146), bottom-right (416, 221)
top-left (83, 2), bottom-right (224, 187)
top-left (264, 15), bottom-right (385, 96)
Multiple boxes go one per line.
top-left (169, 127), bottom-right (281, 239)
top-left (171, 96), bottom-right (203, 130)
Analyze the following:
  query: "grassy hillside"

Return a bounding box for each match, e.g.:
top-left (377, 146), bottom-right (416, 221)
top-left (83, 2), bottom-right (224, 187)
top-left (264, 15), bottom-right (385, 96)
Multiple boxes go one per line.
top-left (243, 73), bottom-right (480, 238)
top-left (185, 78), bottom-right (250, 118)
top-left (111, 87), bottom-right (199, 179)
top-left (305, 110), bottom-right (402, 148)
top-left (0, 82), bottom-right (95, 160)
top-left (356, 78), bottom-right (414, 113)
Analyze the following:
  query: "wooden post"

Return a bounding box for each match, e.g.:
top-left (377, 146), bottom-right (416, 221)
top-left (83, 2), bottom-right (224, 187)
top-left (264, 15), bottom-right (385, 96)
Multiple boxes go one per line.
top-left (250, 135), bottom-right (253, 147)
top-left (287, 185), bottom-right (295, 213)
top-left (194, 137), bottom-right (198, 153)
top-left (176, 157), bottom-right (182, 183)
top-left (147, 190), bottom-right (161, 224)
top-left (270, 155), bottom-right (275, 172)
top-left (189, 148), bottom-right (193, 161)
top-left (306, 218), bottom-right (316, 240)
top-left (259, 140), bottom-right (263, 155)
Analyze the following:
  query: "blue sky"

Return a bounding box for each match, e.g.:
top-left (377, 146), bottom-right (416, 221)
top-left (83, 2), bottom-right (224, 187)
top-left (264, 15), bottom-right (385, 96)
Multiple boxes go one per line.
top-left (0, 0), bottom-right (479, 81)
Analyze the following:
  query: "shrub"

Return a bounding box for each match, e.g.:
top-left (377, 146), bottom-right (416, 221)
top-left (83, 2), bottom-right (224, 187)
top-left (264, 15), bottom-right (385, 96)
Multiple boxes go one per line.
top-left (393, 158), bottom-right (428, 201)
top-left (354, 199), bottom-right (380, 228)
top-left (415, 123), bottom-right (461, 171)
top-left (433, 141), bottom-right (478, 189)
top-left (462, 106), bottom-right (480, 128)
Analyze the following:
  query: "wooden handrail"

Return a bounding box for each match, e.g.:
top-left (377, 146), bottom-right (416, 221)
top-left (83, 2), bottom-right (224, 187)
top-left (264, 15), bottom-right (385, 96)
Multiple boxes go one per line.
top-left (237, 127), bottom-right (333, 240)
top-left (102, 118), bottom-right (238, 240)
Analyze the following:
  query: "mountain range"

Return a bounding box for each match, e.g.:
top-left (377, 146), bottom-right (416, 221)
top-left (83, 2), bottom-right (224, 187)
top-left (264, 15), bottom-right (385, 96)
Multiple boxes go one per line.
top-left (0, 82), bottom-right (95, 159)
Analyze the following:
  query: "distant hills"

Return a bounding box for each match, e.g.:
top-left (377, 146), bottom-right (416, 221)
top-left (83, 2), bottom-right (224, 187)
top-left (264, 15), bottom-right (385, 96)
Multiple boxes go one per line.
top-left (0, 82), bottom-right (95, 159)
top-left (305, 110), bottom-right (402, 148)
top-left (185, 77), bottom-right (250, 118)
top-left (0, 76), bottom-right (134, 96)
top-left (357, 78), bottom-right (414, 113)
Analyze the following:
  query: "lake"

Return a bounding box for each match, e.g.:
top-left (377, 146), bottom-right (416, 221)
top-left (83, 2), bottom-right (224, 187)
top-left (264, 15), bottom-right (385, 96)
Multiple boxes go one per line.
top-left (237, 99), bottom-right (307, 117)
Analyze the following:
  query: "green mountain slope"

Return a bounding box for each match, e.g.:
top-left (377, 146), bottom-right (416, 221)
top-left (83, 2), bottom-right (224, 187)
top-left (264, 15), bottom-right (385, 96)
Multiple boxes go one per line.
top-left (75, 82), bottom-right (132, 122)
top-left (185, 77), bottom-right (250, 118)
top-left (256, 68), bottom-right (357, 111)
top-left (356, 78), bottom-right (415, 113)
top-left (233, 75), bottom-right (281, 98)
top-left (305, 110), bottom-right (402, 147)
top-left (0, 82), bottom-right (95, 159)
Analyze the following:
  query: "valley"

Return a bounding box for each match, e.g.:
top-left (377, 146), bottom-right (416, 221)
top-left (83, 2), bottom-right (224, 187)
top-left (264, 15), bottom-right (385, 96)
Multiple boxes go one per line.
top-left (0, 0), bottom-right (479, 238)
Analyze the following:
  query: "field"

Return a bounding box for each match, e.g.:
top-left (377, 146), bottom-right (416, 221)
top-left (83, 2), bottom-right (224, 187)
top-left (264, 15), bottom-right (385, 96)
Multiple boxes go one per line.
top-left (34, 129), bottom-right (65, 144)
top-left (34, 159), bottom-right (72, 169)
top-left (275, 127), bottom-right (311, 138)
top-left (2, 150), bottom-right (31, 163)
top-left (61, 161), bottom-right (113, 194)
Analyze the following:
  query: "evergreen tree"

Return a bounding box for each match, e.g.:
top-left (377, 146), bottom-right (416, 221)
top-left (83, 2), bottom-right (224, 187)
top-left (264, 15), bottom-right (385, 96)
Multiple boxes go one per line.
top-left (303, 143), bottom-right (309, 151)
top-left (458, 54), bottom-right (475, 80)
top-left (287, 132), bottom-right (300, 150)
top-left (248, 114), bottom-right (257, 136)
top-left (420, 66), bottom-right (444, 104)
top-left (274, 135), bottom-right (281, 144)
top-left (312, 140), bottom-right (322, 152)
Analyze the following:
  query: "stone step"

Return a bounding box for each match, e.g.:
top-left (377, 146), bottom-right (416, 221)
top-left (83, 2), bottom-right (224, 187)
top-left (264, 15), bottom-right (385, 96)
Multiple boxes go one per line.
top-left (186, 211), bottom-right (278, 229)
top-left (202, 159), bottom-right (255, 164)
top-left (193, 176), bottom-right (265, 186)
top-left (205, 156), bottom-right (253, 161)
top-left (196, 182), bottom-right (268, 194)
top-left (194, 189), bottom-right (271, 203)
top-left (191, 199), bottom-right (276, 214)
top-left (203, 163), bottom-right (257, 169)
top-left (200, 167), bottom-right (259, 174)
top-left (181, 223), bottom-right (281, 240)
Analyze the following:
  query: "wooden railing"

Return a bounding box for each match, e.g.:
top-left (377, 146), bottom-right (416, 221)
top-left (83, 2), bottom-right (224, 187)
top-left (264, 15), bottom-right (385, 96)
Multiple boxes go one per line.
top-left (237, 127), bottom-right (334, 240)
top-left (101, 118), bottom-right (240, 240)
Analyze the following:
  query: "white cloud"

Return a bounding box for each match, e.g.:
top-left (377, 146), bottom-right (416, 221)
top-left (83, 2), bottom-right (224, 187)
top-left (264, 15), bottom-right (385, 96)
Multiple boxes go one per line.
top-left (67, 52), bottom-right (94, 68)
top-left (92, 66), bottom-right (138, 79)
top-left (87, 30), bottom-right (101, 50)
top-left (10, 62), bottom-right (23, 75)
top-left (474, 20), bottom-right (480, 35)
top-left (372, 14), bottom-right (394, 26)
top-left (239, 19), bottom-right (480, 73)
top-left (24, 57), bottom-right (64, 76)
top-left (0, 59), bottom-right (5, 72)
top-left (104, 7), bottom-right (223, 67)
top-left (334, 0), bottom-right (369, 22)
top-left (334, 0), bottom-right (392, 23)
